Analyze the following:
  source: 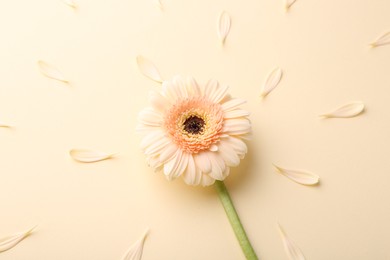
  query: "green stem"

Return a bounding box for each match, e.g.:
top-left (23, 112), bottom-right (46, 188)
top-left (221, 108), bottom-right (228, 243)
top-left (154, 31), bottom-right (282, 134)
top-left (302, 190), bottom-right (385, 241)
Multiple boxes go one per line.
top-left (214, 180), bottom-right (258, 260)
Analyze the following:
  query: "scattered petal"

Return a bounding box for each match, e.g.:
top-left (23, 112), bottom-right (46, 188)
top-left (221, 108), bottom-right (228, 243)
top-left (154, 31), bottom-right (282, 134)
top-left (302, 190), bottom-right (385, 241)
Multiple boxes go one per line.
top-left (260, 67), bottom-right (283, 97)
top-left (0, 225), bottom-right (37, 253)
top-left (218, 11), bottom-right (231, 45)
top-left (278, 223), bottom-right (306, 260)
top-left (285, 0), bottom-right (297, 12)
top-left (0, 122), bottom-right (11, 128)
top-left (62, 0), bottom-right (77, 9)
top-left (136, 56), bottom-right (163, 83)
top-left (69, 149), bottom-right (115, 163)
top-left (319, 102), bottom-right (364, 118)
top-left (370, 31), bottom-right (390, 48)
top-left (37, 60), bottom-right (69, 83)
top-left (122, 229), bottom-right (149, 260)
top-left (273, 164), bottom-right (319, 185)
top-left (155, 0), bottom-right (163, 10)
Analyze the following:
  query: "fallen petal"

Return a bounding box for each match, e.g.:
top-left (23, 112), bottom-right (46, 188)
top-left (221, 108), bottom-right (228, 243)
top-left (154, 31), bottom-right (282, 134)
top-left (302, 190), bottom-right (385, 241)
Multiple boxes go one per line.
top-left (136, 56), bottom-right (163, 83)
top-left (62, 0), bottom-right (77, 9)
top-left (69, 149), bottom-right (115, 163)
top-left (285, 0), bottom-right (297, 11)
top-left (320, 102), bottom-right (364, 118)
top-left (278, 223), bottom-right (306, 260)
top-left (155, 0), bottom-right (163, 10)
top-left (122, 229), bottom-right (149, 260)
top-left (273, 164), bottom-right (319, 185)
top-left (0, 225), bottom-right (37, 253)
top-left (218, 11), bottom-right (231, 45)
top-left (260, 67), bottom-right (283, 97)
top-left (37, 60), bottom-right (69, 83)
top-left (0, 122), bottom-right (11, 128)
top-left (370, 31), bottom-right (390, 48)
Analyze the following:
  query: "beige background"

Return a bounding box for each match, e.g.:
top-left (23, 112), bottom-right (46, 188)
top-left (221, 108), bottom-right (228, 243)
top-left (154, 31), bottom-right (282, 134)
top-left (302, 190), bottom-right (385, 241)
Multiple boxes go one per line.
top-left (1, 0), bottom-right (390, 259)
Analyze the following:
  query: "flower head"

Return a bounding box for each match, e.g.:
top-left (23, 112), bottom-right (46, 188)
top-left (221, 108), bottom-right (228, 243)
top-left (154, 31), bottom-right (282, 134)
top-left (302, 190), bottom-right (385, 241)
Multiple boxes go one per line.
top-left (138, 76), bottom-right (251, 186)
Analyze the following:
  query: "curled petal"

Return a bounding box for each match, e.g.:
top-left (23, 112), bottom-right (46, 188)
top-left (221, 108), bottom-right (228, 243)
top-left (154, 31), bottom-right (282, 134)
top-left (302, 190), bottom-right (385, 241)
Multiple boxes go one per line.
top-left (0, 225), bottom-right (37, 253)
top-left (319, 102), bottom-right (364, 118)
top-left (122, 229), bottom-right (149, 260)
top-left (278, 223), bottom-right (306, 260)
top-left (274, 164), bottom-right (319, 185)
top-left (69, 149), bottom-right (115, 163)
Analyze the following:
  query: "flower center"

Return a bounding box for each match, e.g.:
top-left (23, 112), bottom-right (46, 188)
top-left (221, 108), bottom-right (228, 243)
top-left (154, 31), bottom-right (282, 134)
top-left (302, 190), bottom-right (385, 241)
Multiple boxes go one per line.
top-left (183, 116), bottom-right (205, 134)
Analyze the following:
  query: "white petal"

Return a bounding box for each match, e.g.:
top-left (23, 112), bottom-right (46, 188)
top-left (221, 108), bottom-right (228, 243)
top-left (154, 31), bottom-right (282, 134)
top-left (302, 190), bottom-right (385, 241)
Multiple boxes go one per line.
top-left (193, 152), bottom-right (212, 174)
top-left (144, 137), bottom-right (170, 155)
top-left (69, 149), bottom-right (115, 163)
top-left (278, 224), bottom-right (306, 260)
top-left (209, 84), bottom-right (229, 103)
top-left (158, 144), bottom-right (178, 164)
top-left (222, 136), bottom-right (248, 155)
top-left (122, 229), bottom-right (148, 260)
top-left (204, 79), bottom-right (219, 98)
top-left (370, 31), bottom-right (390, 48)
top-left (0, 225), bottom-right (37, 253)
top-left (172, 152), bottom-right (189, 179)
top-left (207, 152), bottom-right (226, 180)
top-left (218, 11), bottom-right (231, 45)
top-left (172, 75), bottom-right (189, 99)
top-left (222, 119), bottom-right (251, 135)
top-left (162, 80), bottom-right (179, 101)
top-left (285, 0), bottom-right (297, 11)
top-left (138, 108), bottom-right (163, 126)
top-left (37, 60), bottom-right (68, 83)
top-left (140, 130), bottom-right (165, 150)
top-left (319, 102), bottom-right (364, 118)
top-left (182, 155), bottom-right (201, 186)
top-left (260, 67), bottom-right (283, 97)
top-left (201, 173), bottom-right (216, 186)
top-left (273, 164), bottom-right (319, 185)
top-left (221, 98), bottom-right (246, 112)
top-left (224, 109), bottom-right (250, 119)
top-left (218, 141), bottom-right (240, 167)
top-left (163, 150), bottom-right (182, 180)
top-left (149, 91), bottom-right (171, 112)
top-left (136, 56), bottom-right (163, 83)
top-left (62, 0), bottom-right (77, 9)
top-left (186, 77), bottom-right (201, 97)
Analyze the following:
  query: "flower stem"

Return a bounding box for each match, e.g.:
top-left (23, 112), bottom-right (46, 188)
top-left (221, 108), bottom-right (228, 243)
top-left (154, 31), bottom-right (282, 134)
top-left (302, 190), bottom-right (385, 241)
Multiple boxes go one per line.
top-left (214, 180), bottom-right (258, 260)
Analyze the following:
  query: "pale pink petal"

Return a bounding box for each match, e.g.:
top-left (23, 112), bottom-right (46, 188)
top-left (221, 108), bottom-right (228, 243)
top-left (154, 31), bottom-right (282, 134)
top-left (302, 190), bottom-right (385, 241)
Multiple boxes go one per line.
top-left (138, 108), bottom-right (162, 126)
top-left (193, 152), bottom-right (212, 174)
top-left (162, 81), bottom-right (178, 101)
top-left (172, 152), bottom-right (189, 179)
top-left (163, 150), bottom-right (182, 180)
top-left (201, 173), bottom-right (216, 186)
top-left (209, 84), bottom-right (229, 103)
top-left (186, 76), bottom-right (201, 97)
top-left (149, 90), bottom-right (171, 112)
top-left (182, 155), bottom-right (201, 186)
top-left (204, 79), bottom-right (219, 97)
top-left (144, 137), bottom-right (171, 156)
top-left (140, 130), bottom-right (165, 150)
top-left (172, 75), bottom-right (189, 99)
top-left (221, 98), bottom-right (247, 112)
top-left (222, 136), bottom-right (247, 155)
top-left (224, 109), bottom-right (250, 119)
top-left (218, 141), bottom-right (240, 167)
top-left (207, 152), bottom-right (226, 180)
top-left (222, 119), bottom-right (251, 135)
top-left (158, 144), bottom-right (178, 164)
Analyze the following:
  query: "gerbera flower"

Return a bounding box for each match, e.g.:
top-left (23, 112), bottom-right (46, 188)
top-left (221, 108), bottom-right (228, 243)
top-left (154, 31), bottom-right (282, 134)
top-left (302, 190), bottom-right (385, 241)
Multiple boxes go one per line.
top-left (138, 75), bottom-right (251, 186)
